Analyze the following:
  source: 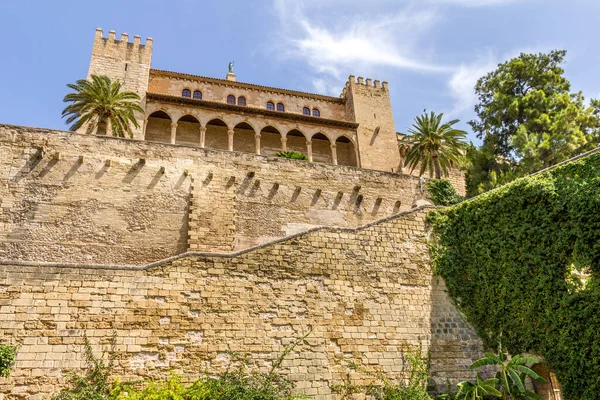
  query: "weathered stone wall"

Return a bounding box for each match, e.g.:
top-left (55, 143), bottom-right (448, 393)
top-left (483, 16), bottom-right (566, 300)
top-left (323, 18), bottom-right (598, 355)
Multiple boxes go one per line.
top-left (0, 208), bottom-right (483, 399)
top-left (0, 124), bottom-right (424, 265)
top-left (343, 76), bottom-right (401, 173)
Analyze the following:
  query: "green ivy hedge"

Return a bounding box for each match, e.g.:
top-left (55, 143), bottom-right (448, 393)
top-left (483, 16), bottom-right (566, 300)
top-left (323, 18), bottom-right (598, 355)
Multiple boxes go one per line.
top-left (428, 151), bottom-right (600, 400)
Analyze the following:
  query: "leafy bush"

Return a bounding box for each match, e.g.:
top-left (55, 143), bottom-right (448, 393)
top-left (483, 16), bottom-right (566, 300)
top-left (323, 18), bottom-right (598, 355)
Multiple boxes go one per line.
top-left (333, 345), bottom-right (431, 400)
top-left (0, 344), bottom-right (17, 378)
top-left (52, 335), bottom-right (117, 400)
top-left (53, 333), bottom-right (310, 400)
top-left (275, 151), bottom-right (308, 161)
top-left (426, 179), bottom-right (463, 206)
top-left (429, 151), bottom-right (600, 399)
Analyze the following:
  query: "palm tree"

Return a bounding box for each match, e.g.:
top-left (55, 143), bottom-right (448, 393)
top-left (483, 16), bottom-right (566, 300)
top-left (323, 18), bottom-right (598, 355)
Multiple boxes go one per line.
top-left (62, 75), bottom-right (144, 138)
top-left (398, 111), bottom-right (467, 179)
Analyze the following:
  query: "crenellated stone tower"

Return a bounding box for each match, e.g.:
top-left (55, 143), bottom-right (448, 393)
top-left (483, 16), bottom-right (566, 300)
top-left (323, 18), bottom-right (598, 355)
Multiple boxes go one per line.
top-left (342, 76), bottom-right (401, 172)
top-left (85, 28), bottom-right (153, 138)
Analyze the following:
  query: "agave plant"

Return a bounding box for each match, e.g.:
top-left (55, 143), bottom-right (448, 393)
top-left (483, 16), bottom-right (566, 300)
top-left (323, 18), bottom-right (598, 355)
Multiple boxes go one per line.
top-left (470, 353), bottom-right (545, 400)
top-left (456, 373), bottom-right (501, 400)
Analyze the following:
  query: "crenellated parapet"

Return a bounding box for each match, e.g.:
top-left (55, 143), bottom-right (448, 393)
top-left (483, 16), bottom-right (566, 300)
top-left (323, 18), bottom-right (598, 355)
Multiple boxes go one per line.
top-left (340, 75), bottom-right (389, 99)
top-left (92, 28), bottom-right (153, 64)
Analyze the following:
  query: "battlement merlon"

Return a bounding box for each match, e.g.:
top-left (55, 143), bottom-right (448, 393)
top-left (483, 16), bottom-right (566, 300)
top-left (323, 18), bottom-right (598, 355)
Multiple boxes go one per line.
top-left (92, 28), bottom-right (153, 64)
top-left (340, 75), bottom-right (388, 98)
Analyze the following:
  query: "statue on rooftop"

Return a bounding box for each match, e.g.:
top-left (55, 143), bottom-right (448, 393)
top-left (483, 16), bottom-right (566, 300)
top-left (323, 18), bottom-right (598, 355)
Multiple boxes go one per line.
top-left (228, 61), bottom-right (234, 73)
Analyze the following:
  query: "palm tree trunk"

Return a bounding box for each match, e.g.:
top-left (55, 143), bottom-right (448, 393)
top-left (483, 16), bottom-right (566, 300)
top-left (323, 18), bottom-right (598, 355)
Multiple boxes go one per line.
top-left (96, 119), bottom-right (107, 136)
top-left (432, 150), bottom-right (441, 179)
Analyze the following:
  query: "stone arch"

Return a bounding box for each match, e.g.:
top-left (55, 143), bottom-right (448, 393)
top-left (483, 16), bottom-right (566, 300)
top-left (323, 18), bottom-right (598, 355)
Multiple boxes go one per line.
top-left (260, 125), bottom-right (283, 156)
top-left (175, 114), bottom-right (201, 146)
top-left (310, 132), bottom-right (332, 164)
top-left (204, 118), bottom-right (229, 151)
top-left (285, 129), bottom-right (309, 158)
top-left (232, 121), bottom-right (256, 154)
top-left (335, 135), bottom-right (358, 167)
top-left (531, 363), bottom-right (563, 399)
top-left (145, 110), bottom-right (172, 143)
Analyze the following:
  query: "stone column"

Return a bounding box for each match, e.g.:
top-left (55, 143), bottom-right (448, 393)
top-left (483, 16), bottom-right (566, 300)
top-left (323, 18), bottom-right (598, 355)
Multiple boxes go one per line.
top-left (143, 119), bottom-right (148, 139)
top-left (255, 134), bottom-right (261, 155)
top-left (200, 127), bottom-right (206, 148)
top-left (306, 140), bottom-right (313, 162)
top-left (281, 137), bottom-right (288, 152)
top-left (330, 143), bottom-right (338, 166)
top-left (170, 123), bottom-right (178, 145)
top-left (227, 129), bottom-right (234, 151)
top-left (354, 146), bottom-right (360, 168)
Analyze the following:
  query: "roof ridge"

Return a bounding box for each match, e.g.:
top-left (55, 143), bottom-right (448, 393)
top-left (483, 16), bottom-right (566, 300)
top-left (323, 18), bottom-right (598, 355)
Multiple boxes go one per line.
top-left (150, 69), bottom-right (344, 102)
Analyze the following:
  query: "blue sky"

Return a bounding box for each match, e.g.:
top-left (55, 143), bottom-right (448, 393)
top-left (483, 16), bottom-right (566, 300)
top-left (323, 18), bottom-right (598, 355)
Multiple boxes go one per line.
top-left (0, 0), bottom-right (598, 143)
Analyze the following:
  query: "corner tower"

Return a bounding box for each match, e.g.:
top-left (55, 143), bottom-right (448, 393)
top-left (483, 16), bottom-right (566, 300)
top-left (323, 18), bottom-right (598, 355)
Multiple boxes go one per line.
top-left (342, 76), bottom-right (401, 172)
top-left (85, 28), bottom-right (153, 138)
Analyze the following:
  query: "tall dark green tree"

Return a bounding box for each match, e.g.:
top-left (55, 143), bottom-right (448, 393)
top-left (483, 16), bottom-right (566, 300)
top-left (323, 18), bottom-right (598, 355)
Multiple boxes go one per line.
top-left (62, 75), bottom-right (144, 138)
top-left (469, 50), bottom-right (600, 180)
top-left (399, 111), bottom-right (467, 179)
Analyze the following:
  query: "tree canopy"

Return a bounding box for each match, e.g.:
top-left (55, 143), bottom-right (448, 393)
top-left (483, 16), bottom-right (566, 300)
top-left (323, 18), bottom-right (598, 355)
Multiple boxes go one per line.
top-left (465, 50), bottom-right (600, 196)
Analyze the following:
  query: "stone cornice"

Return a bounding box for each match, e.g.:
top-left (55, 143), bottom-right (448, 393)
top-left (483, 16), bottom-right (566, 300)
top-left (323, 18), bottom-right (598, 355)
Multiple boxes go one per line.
top-left (146, 92), bottom-right (359, 130)
top-left (150, 69), bottom-right (345, 103)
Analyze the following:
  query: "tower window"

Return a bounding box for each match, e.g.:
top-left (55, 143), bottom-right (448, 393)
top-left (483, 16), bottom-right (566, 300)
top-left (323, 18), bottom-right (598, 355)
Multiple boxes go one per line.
top-left (238, 96), bottom-right (246, 106)
top-left (182, 89), bottom-right (191, 98)
top-left (227, 95), bottom-right (236, 104)
top-left (193, 90), bottom-right (202, 100)
top-left (267, 101), bottom-right (275, 111)
top-left (312, 108), bottom-right (320, 117)
top-left (303, 107), bottom-right (310, 116)
top-left (276, 103), bottom-right (285, 112)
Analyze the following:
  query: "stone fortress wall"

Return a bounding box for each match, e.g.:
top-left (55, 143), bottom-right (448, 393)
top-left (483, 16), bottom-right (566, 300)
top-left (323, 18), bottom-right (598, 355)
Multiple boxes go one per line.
top-left (0, 206), bottom-right (482, 399)
top-left (0, 124), bottom-right (424, 265)
top-left (0, 124), bottom-right (482, 399)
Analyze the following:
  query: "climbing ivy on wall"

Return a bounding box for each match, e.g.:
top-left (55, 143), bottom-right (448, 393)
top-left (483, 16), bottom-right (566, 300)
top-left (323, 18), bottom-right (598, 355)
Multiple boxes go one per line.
top-left (428, 151), bottom-right (600, 400)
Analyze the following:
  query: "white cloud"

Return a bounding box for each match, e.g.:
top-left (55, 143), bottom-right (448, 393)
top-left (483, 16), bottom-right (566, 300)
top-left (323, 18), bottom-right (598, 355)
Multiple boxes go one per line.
top-left (271, 0), bottom-right (538, 115)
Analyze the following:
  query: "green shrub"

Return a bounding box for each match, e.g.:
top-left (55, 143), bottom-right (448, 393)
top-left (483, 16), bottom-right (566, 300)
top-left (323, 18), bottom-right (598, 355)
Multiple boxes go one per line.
top-left (0, 344), bottom-right (17, 378)
top-left (53, 333), bottom-right (310, 400)
top-left (425, 179), bottom-right (463, 206)
top-left (333, 345), bottom-right (431, 400)
top-left (428, 151), bottom-right (600, 399)
top-left (275, 151), bottom-right (308, 161)
top-left (52, 335), bottom-right (116, 400)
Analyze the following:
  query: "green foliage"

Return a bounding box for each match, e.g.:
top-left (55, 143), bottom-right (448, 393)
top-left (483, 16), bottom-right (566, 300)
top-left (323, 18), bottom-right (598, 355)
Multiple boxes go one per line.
top-left (463, 141), bottom-right (518, 197)
top-left (428, 151), bottom-right (600, 399)
top-left (275, 151), bottom-right (308, 160)
top-left (455, 373), bottom-right (501, 400)
top-left (467, 50), bottom-right (600, 193)
top-left (53, 332), bottom-right (310, 400)
top-left (0, 344), bottom-right (17, 378)
top-left (52, 335), bottom-right (117, 400)
top-left (470, 353), bottom-right (544, 400)
top-left (62, 74), bottom-right (144, 138)
top-left (426, 179), bottom-right (463, 206)
top-left (399, 112), bottom-right (467, 179)
top-left (333, 345), bottom-right (431, 400)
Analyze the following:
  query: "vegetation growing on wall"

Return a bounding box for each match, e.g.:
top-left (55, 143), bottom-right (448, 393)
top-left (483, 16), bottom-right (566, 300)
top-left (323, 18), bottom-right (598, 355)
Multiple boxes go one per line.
top-left (428, 150), bottom-right (600, 400)
top-left (276, 151), bottom-right (308, 160)
top-left (53, 334), bottom-right (309, 400)
top-left (426, 179), bottom-right (463, 206)
top-left (0, 345), bottom-right (17, 378)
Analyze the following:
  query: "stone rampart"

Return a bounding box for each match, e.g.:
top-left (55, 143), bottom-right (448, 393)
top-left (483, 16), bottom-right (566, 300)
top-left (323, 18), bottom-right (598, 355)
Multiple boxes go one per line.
top-left (0, 208), bottom-right (482, 399)
top-left (0, 124), bottom-right (424, 265)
